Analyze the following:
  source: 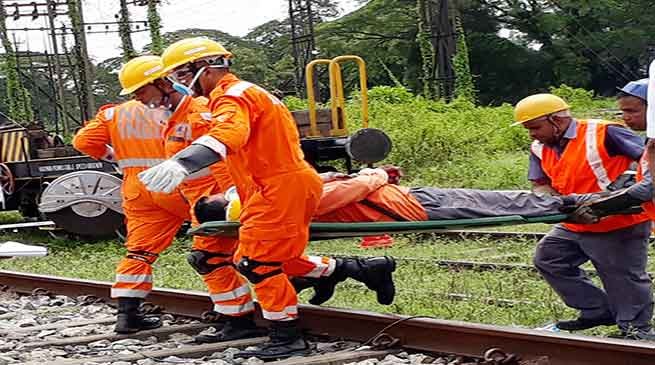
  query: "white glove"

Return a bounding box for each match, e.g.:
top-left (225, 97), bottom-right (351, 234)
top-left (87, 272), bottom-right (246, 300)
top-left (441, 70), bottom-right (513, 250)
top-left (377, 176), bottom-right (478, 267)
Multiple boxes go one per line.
top-left (138, 160), bottom-right (189, 193)
top-left (101, 145), bottom-right (116, 163)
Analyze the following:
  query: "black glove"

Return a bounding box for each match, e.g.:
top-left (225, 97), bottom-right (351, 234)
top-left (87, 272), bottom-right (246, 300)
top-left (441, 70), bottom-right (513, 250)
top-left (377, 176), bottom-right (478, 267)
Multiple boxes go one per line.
top-left (564, 205), bottom-right (600, 224)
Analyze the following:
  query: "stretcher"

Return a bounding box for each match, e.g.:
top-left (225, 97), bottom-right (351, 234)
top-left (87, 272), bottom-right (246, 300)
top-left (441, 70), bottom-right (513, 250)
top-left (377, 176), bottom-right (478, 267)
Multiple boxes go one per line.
top-left (188, 214), bottom-right (568, 240)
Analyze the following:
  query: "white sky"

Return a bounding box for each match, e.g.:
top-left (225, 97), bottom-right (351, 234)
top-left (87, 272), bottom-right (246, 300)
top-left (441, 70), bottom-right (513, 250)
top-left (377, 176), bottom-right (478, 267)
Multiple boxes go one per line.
top-left (5, 0), bottom-right (363, 63)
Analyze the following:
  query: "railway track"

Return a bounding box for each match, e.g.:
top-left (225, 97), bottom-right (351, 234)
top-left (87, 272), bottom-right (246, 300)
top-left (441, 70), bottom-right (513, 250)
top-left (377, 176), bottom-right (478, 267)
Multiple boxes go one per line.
top-left (0, 270), bottom-right (654, 364)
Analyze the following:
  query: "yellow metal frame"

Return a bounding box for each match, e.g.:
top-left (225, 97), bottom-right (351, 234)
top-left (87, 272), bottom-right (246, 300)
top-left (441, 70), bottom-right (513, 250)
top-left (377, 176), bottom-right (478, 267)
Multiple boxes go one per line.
top-left (305, 55), bottom-right (369, 138)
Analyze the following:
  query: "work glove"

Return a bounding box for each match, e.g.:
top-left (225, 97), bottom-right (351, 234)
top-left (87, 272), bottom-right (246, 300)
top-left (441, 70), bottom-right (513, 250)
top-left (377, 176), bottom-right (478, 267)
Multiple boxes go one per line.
top-left (138, 160), bottom-right (189, 194)
top-left (100, 145), bottom-right (116, 164)
top-left (564, 205), bottom-right (600, 224)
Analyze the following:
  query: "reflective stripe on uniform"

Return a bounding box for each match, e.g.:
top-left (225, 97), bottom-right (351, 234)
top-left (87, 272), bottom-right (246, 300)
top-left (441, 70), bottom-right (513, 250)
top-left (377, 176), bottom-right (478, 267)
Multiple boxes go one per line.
top-left (185, 167), bottom-right (212, 181)
top-left (104, 107), bottom-right (115, 120)
top-left (117, 158), bottom-right (165, 169)
top-left (111, 288), bottom-right (149, 298)
top-left (210, 283), bottom-right (251, 302)
top-left (303, 256), bottom-right (336, 278)
top-left (200, 112), bottom-right (212, 121)
top-left (641, 153), bottom-right (649, 176)
top-left (261, 305), bottom-right (298, 321)
top-left (585, 122), bottom-right (612, 189)
top-left (225, 81), bottom-right (254, 97)
top-left (115, 274), bottom-right (153, 283)
top-left (531, 140), bottom-right (543, 159)
top-left (213, 301), bottom-right (255, 315)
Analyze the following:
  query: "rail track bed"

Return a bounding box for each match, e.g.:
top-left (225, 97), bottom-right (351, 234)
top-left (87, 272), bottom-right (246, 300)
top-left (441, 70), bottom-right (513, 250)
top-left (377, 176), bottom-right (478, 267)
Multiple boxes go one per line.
top-left (1, 270), bottom-right (654, 364)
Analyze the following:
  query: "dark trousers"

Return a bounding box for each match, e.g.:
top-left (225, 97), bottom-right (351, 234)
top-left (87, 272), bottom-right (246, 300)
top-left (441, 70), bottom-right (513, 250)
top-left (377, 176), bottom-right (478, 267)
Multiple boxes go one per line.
top-left (534, 222), bottom-right (653, 331)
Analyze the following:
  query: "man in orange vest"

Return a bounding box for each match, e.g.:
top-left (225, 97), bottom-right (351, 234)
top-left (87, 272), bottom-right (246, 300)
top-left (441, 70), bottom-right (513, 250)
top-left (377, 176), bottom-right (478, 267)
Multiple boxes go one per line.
top-left (73, 56), bottom-right (190, 334)
top-left (515, 93), bottom-right (654, 339)
top-left (137, 38), bottom-right (396, 359)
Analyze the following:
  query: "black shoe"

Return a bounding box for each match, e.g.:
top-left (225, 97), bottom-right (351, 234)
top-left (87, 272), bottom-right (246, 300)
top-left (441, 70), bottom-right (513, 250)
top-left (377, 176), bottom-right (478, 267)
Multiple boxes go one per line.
top-left (195, 314), bottom-right (262, 343)
top-left (114, 298), bottom-right (162, 334)
top-left (556, 314), bottom-right (615, 331)
top-left (236, 320), bottom-right (311, 360)
top-left (310, 256), bottom-right (396, 305)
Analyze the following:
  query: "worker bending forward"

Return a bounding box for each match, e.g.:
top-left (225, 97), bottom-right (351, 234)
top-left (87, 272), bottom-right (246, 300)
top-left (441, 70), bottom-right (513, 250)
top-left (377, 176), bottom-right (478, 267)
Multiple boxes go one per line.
top-left (515, 93), bottom-right (653, 339)
top-left (138, 38), bottom-right (396, 359)
top-left (73, 56), bottom-right (189, 334)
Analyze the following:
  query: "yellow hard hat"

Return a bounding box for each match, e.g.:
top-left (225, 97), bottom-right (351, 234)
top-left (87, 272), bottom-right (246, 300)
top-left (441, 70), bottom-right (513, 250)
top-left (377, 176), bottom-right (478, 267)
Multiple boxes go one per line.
top-left (513, 93), bottom-right (571, 125)
top-left (118, 55), bottom-right (164, 96)
top-left (161, 37), bottom-right (233, 73)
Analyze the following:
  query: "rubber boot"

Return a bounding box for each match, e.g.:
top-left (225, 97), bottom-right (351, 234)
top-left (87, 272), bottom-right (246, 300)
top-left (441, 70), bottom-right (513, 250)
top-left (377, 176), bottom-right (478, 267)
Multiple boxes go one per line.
top-left (114, 297), bottom-right (162, 334)
top-left (309, 256), bottom-right (396, 305)
top-left (236, 320), bottom-right (310, 360)
top-left (195, 313), bottom-right (262, 343)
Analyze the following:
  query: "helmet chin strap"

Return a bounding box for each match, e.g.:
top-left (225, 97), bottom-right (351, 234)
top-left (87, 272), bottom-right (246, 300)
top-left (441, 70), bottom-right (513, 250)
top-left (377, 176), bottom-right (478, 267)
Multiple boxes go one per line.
top-left (187, 66), bottom-right (207, 95)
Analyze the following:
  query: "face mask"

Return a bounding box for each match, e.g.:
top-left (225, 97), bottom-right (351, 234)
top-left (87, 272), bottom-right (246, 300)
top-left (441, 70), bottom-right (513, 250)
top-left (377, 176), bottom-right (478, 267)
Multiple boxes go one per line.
top-left (172, 82), bottom-right (194, 96)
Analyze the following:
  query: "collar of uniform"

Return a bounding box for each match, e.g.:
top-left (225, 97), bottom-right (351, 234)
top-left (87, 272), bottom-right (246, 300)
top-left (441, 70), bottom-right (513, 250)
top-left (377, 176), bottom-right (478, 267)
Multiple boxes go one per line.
top-left (562, 119), bottom-right (578, 140)
top-left (214, 72), bottom-right (239, 94)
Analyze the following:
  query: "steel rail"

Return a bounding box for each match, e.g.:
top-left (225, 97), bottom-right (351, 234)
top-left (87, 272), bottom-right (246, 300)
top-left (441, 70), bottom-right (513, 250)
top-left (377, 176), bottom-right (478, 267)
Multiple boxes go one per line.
top-left (1, 270), bottom-right (654, 364)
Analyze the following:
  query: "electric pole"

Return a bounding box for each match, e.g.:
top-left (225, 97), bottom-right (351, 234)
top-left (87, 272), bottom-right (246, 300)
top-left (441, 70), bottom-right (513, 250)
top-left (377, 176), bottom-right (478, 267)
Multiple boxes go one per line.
top-left (46, 0), bottom-right (69, 134)
top-left (288, 0), bottom-right (317, 97)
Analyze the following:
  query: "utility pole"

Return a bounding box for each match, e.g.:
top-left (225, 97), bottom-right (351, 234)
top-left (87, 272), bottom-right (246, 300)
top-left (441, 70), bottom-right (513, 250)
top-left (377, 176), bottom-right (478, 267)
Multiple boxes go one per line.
top-left (67, 0), bottom-right (94, 120)
top-left (428, 0), bottom-right (456, 100)
top-left (118, 0), bottom-right (136, 60)
top-left (46, 0), bottom-right (69, 134)
top-left (288, 0), bottom-right (317, 97)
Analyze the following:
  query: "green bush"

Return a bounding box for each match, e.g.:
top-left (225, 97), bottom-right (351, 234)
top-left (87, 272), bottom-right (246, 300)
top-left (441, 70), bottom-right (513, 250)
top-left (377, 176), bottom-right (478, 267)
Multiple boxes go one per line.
top-left (290, 85), bottom-right (611, 189)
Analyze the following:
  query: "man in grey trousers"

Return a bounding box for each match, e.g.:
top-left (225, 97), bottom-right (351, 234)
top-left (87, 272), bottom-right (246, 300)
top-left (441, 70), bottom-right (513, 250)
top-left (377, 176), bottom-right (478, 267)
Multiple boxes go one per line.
top-left (517, 90), bottom-right (654, 340)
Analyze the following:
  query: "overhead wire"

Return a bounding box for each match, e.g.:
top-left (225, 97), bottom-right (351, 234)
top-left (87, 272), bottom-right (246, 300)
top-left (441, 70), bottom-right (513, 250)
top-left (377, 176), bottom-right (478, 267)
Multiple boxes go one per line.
top-left (546, 0), bottom-right (641, 80)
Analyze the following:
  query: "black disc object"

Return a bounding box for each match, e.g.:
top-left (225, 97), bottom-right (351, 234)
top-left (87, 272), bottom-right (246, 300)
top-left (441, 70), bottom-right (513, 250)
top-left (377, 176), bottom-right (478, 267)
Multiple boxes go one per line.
top-left (346, 128), bottom-right (392, 164)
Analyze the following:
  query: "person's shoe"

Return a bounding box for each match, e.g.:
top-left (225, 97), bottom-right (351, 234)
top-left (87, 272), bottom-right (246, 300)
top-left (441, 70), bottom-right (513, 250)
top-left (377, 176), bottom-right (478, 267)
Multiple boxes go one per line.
top-left (310, 256), bottom-right (396, 305)
top-left (556, 314), bottom-right (615, 331)
top-left (114, 297), bottom-right (162, 334)
top-left (236, 320), bottom-right (311, 360)
top-left (622, 328), bottom-right (655, 341)
top-left (195, 313), bottom-right (262, 343)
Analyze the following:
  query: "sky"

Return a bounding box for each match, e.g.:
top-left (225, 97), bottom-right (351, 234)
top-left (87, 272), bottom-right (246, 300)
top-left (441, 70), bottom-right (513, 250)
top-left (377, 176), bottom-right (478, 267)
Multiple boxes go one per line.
top-left (4, 0), bottom-right (363, 63)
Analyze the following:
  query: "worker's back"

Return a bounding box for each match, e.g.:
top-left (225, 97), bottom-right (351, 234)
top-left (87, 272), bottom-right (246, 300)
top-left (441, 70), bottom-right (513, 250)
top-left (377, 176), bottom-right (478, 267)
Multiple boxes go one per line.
top-left (74, 100), bottom-right (170, 177)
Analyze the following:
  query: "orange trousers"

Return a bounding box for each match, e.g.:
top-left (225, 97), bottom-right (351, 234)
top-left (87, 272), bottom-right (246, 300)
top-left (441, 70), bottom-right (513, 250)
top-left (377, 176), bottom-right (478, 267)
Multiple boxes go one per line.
top-left (111, 173), bottom-right (188, 299)
top-left (181, 175), bottom-right (254, 316)
top-left (235, 168), bottom-right (327, 321)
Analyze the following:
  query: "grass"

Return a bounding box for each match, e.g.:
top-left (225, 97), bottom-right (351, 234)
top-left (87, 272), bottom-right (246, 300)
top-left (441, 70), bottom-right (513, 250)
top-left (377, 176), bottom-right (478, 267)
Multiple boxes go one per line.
top-left (0, 230), bottom-right (642, 338)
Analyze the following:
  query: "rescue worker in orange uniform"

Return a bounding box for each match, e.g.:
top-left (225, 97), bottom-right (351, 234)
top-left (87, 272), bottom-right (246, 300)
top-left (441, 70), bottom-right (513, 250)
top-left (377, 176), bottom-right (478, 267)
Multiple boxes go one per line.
top-left (137, 38), bottom-right (396, 359)
top-left (126, 56), bottom-right (259, 343)
top-left (515, 93), bottom-right (654, 340)
top-left (73, 56), bottom-right (190, 334)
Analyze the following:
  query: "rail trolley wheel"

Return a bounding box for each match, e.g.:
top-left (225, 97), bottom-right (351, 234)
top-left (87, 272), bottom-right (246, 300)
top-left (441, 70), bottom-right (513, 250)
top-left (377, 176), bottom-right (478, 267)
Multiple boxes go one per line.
top-left (0, 163), bottom-right (15, 194)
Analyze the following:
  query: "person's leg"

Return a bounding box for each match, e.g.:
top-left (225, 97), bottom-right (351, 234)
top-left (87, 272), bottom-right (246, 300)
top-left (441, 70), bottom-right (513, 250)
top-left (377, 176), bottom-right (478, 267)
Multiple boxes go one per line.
top-left (533, 225), bottom-right (614, 330)
top-left (580, 222), bottom-right (654, 336)
top-left (410, 187), bottom-right (578, 220)
top-left (181, 177), bottom-right (258, 343)
top-left (112, 178), bottom-right (185, 334)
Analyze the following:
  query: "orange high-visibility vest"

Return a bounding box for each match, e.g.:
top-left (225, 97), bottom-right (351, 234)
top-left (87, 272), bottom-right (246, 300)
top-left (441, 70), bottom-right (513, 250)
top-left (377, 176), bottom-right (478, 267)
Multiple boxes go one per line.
top-left (635, 151), bottom-right (655, 219)
top-left (531, 119), bottom-right (649, 232)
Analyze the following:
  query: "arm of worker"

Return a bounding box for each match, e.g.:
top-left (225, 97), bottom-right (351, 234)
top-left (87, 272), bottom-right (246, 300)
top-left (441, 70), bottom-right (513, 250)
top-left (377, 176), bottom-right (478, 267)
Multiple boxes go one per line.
top-left (527, 152), bottom-right (559, 196)
top-left (72, 115), bottom-right (112, 160)
top-left (314, 168), bottom-right (389, 216)
top-left (138, 97), bottom-right (251, 193)
top-left (605, 125), bottom-right (644, 160)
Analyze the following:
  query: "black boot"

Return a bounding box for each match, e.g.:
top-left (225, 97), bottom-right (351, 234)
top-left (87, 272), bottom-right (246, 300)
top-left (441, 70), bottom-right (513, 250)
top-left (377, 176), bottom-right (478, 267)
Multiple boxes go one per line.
top-left (114, 298), bottom-right (162, 334)
top-left (236, 320), bottom-right (310, 360)
top-left (195, 313), bottom-right (262, 343)
top-left (309, 256), bottom-right (396, 305)
top-left (556, 313), bottom-right (615, 331)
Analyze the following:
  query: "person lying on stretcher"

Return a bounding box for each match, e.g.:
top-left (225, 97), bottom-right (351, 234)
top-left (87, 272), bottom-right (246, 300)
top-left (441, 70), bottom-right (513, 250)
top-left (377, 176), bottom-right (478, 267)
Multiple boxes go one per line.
top-left (194, 165), bottom-right (609, 224)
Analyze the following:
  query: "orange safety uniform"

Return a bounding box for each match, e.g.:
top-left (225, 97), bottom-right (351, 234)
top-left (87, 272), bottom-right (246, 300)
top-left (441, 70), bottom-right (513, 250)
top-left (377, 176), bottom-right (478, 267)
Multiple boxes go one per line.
top-left (531, 119), bottom-right (649, 232)
top-left (315, 171), bottom-right (428, 222)
top-left (163, 95), bottom-right (253, 316)
top-left (73, 100), bottom-right (190, 299)
top-left (201, 73), bottom-right (328, 321)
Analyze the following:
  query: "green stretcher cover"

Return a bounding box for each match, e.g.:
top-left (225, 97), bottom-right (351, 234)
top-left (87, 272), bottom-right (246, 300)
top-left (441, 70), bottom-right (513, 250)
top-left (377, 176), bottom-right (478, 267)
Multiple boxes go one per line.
top-left (188, 214), bottom-right (568, 240)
